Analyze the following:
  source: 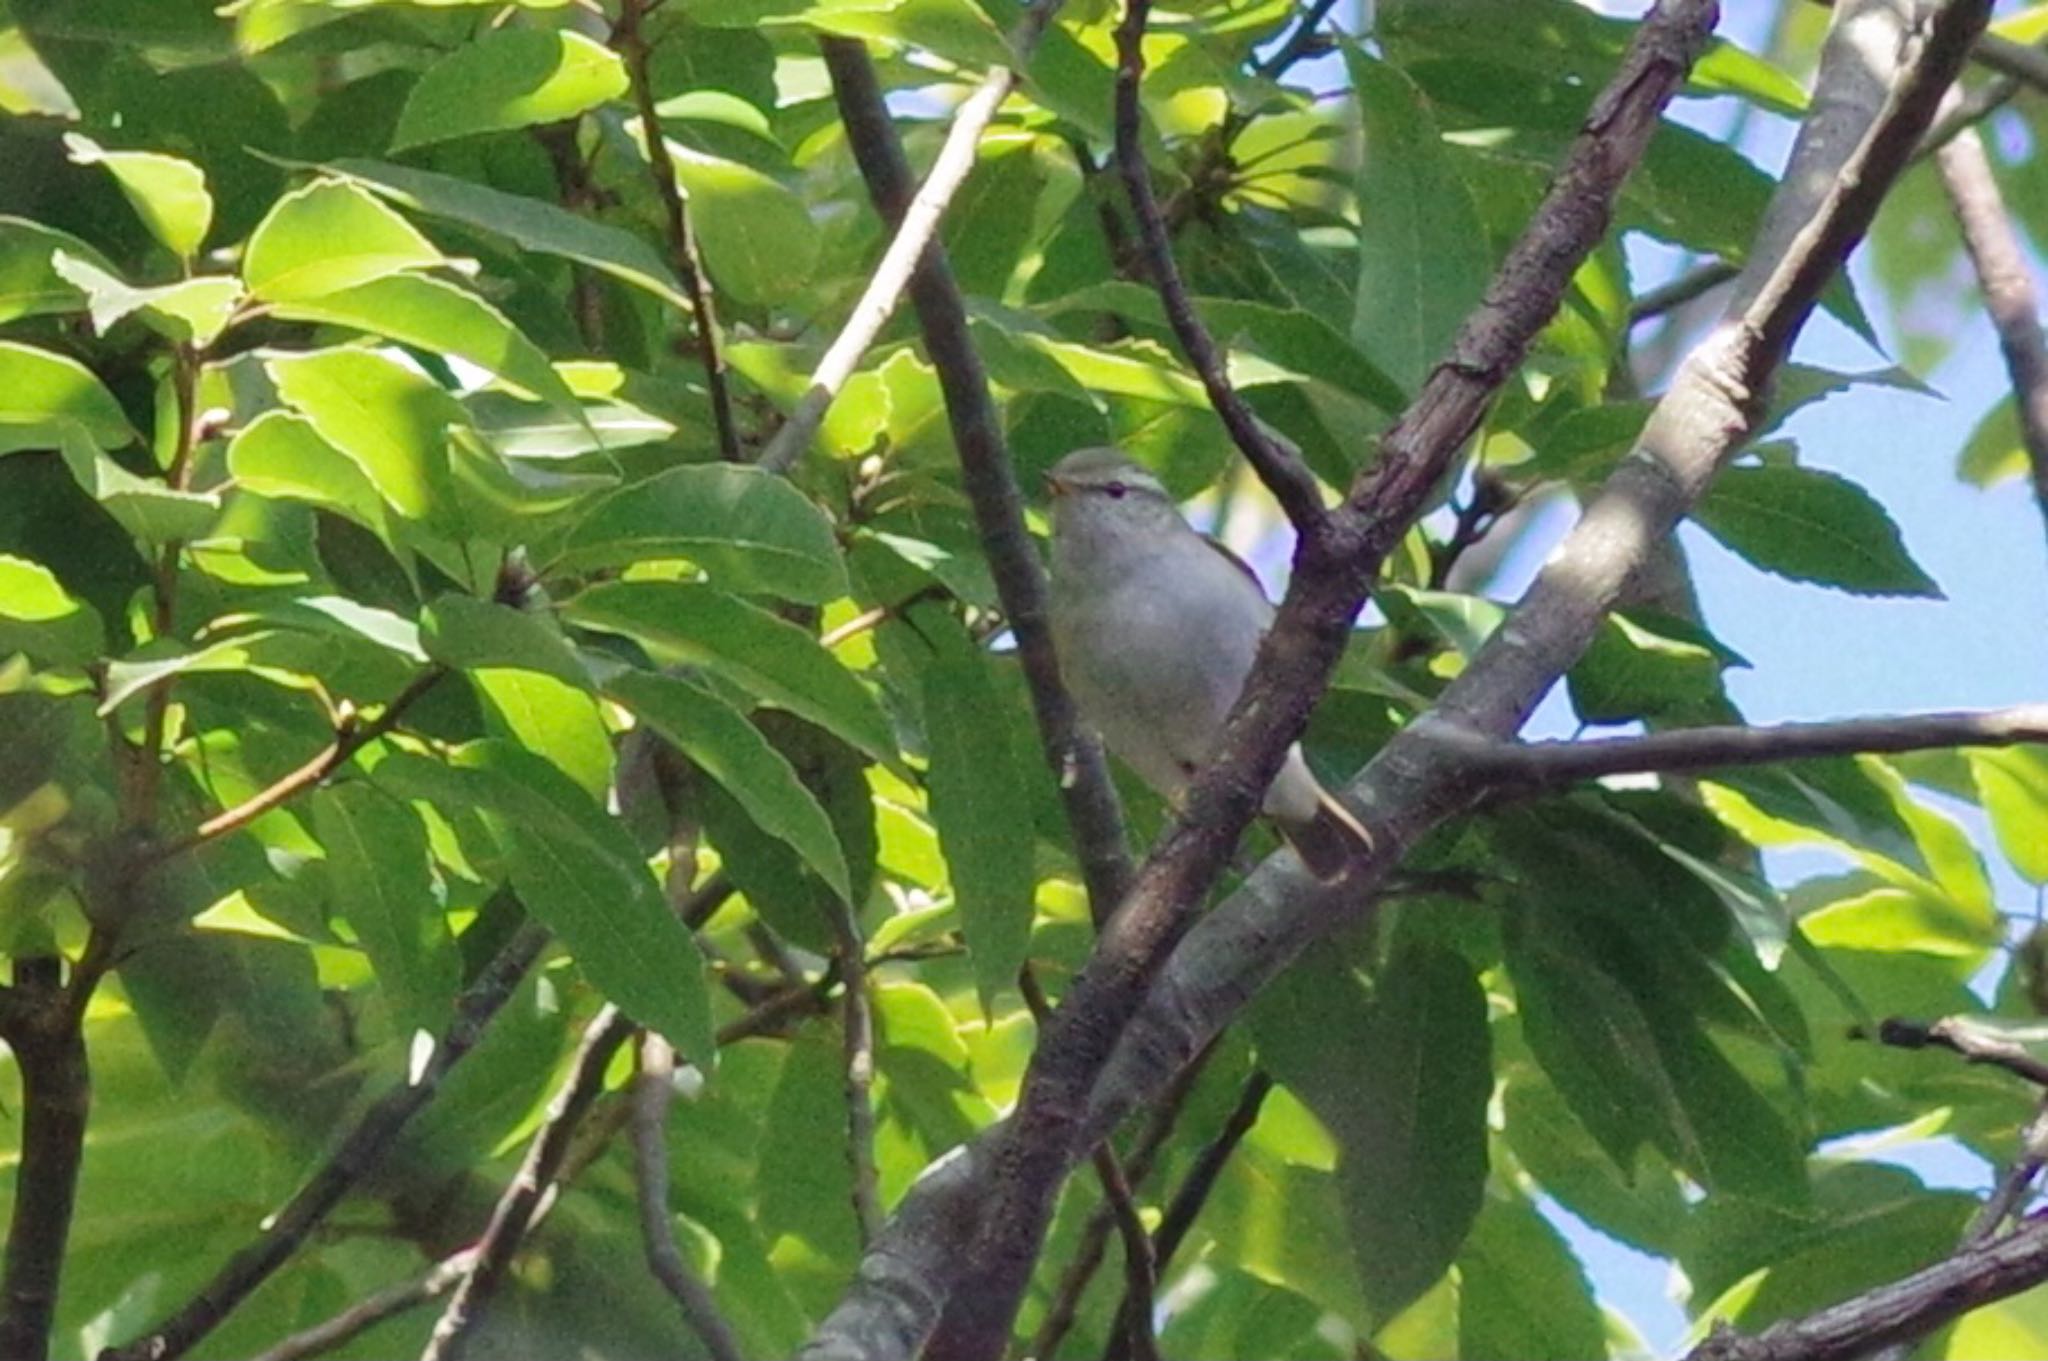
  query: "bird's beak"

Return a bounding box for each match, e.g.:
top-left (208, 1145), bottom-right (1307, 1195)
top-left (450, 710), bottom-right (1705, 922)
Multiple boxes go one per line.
top-left (1044, 470), bottom-right (1068, 498)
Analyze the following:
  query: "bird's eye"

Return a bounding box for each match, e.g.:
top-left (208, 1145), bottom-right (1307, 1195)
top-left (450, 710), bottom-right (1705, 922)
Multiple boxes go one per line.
top-left (1104, 481), bottom-right (1128, 500)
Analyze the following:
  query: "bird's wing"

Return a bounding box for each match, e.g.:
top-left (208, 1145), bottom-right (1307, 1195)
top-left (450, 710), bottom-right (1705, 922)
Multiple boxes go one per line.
top-left (1202, 533), bottom-right (1267, 594)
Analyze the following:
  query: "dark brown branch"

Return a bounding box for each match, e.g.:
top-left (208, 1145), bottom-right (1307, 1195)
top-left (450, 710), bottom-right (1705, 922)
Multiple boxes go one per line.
top-left (100, 920), bottom-right (551, 1361)
top-left (1102, 1071), bottom-right (1272, 1361)
top-left (828, 898), bottom-right (884, 1244)
top-left (820, 38), bottom-right (1134, 922)
top-left (1459, 704), bottom-right (2048, 795)
top-left (1857, 1015), bottom-right (2048, 1088)
top-left (614, 0), bottom-right (741, 462)
top-left (807, 7), bottom-right (1720, 1358)
top-left (420, 1003), bottom-right (637, 1361)
top-left (754, 2), bottom-right (1067, 474)
top-left (144, 667), bottom-right (446, 866)
top-left (1113, 0), bottom-right (1327, 529)
top-left (1685, 1212), bottom-right (2048, 1361)
top-left (249, 1250), bottom-right (477, 1361)
top-left (1935, 113), bottom-right (2048, 548)
top-left (1019, 969), bottom-right (1157, 1361)
top-left (0, 958), bottom-right (89, 1361)
top-left (1253, 0), bottom-right (1342, 81)
top-left (1628, 258), bottom-right (1740, 325)
top-left (633, 1034), bottom-right (749, 1361)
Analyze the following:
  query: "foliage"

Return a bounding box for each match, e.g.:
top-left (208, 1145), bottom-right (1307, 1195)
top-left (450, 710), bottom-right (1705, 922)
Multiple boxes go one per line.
top-left (0, 0), bottom-right (2042, 1358)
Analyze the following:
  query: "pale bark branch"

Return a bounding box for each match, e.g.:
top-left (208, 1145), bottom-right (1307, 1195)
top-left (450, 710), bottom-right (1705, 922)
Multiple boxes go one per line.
top-left (1860, 1014), bottom-right (2048, 1087)
top-left (819, 35), bottom-right (1135, 922)
top-left (1459, 704), bottom-right (2048, 795)
top-left (249, 1251), bottom-right (477, 1361)
top-left (1077, 0), bottom-right (1991, 1165)
top-left (1934, 111), bottom-right (2048, 547)
top-left (829, 899), bottom-right (884, 1246)
top-left (100, 919), bottom-right (552, 1361)
top-left (1113, 0), bottom-right (1326, 528)
top-left (1974, 31), bottom-right (2048, 92)
top-left (633, 1035), bottom-right (749, 1361)
top-left (754, 2), bottom-right (1066, 474)
top-left (420, 1004), bottom-right (636, 1361)
top-left (802, 4), bottom-right (1720, 1356)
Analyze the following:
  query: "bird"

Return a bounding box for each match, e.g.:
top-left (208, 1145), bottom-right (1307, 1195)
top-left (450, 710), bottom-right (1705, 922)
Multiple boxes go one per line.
top-left (1044, 446), bottom-right (1371, 881)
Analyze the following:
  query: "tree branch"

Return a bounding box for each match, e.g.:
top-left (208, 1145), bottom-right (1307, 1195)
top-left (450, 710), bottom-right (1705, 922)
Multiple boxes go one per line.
top-left (614, 0), bottom-right (742, 462)
top-left (1973, 31), bottom-right (2048, 93)
top-left (1857, 1015), bottom-right (2048, 1087)
top-left (143, 666), bottom-right (446, 866)
top-left (1101, 1070), bottom-right (1272, 1361)
top-left (828, 897), bottom-right (884, 1245)
top-left (1456, 703), bottom-right (2048, 795)
top-left (820, 36), bottom-right (1135, 922)
top-left (632, 1034), bottom-right (749, 1361)
top-left (420, 1003), bottom-right (637, 1361)
top-left (1112, 0), bottom-right (1326, 529)
top-left (1934, 110), bottom-right (2048, 548)
top-left (0, 958), bottom-right (89, 1361)
top-left (754, 1), bottom-right (1067, 474)
top-left (1685, 1211), bottom-right (2048, 1361)
top-left (249, 1250), bottom-right (478, 1361)
top-left (99, 919), bottom-right (552, 1361)
top-left (803, 5), bottom-right (1720, 1357)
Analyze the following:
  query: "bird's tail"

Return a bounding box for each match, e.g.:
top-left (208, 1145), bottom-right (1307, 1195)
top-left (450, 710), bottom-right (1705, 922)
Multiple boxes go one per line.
top-left (1277, 790), bottom-right (1374, 882)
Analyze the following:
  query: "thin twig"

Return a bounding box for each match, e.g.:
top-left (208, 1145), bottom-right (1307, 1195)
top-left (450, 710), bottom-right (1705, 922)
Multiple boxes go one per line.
top-left (1253, 0), bottom-right (1342, 80)
top-left (249, 1250), bottom-right (478, 1361)
top-left (1112, 0), bottom-right (1326, 529)
top-left (1934, 110), bottom-right (2048, 549)
top-left (827, 897), bottom-right (884, 1245)
top-left (420, 1004), bottom-right (637, 1361)
top-left (145, 667), bottom-right (447, 865)
top-left (1857, 1015), bottom-right (2048, 1088)
top-left (633, 1034), bottom-right (749, 1361)
top-left (614, 0), bottom-right (741, 461)
top-left (754, 1), bottom-right (1068, 474)
top-left (1455, 703), bottom-right (2048, 796)
top-left (101, 919), bottom-right (552, 1361)
top-left (1028, 1043), bottom-right (1216, 1361)
top-left (1102, 1071), bottom-right (1272, 1361)
top-left (1973, 32), bottom-right (2048, 92)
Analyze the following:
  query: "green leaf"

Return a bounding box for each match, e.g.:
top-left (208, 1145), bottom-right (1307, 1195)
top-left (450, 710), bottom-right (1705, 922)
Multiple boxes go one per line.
top-left (469, 391), bottom-right (675, 459)
top-left (226, 410), bottom-right (401, 554)
top-left (1957, 393), bottom-right (2026, 488)
top-left (1567, 608), bottom-right (1745, 725)
top-left (563, 581), bottom-right (895, 767)
top-left (267, 348), bottom-right (465, 523)
top-left (0, 553), bottom-right (104, 666)
top-left (1457, 1190), bottom-right (1608, 1361)
top-left (471, 668), bottom-right (615, 799)
top-left (391, 28), bottom-right (629, 152)
top-left (671, 149), bottom-right (819, 305)
top-left (0, 342), bottom-right (135, 449)
top-left (49, 253), bottom-right (243, 347)
top-left (1343, 945), bottom-right (1492, 1321)
top-left (316, 158), bottom-right (690, 310)
top-left (422, 594), bottom-right (591, 691)
top-left (272, 273), bottom-right (580, 415)
top-left (64, 132), bottom-right (214, 259)
top-left (57, 426), bottom-right (219, 543)
top-left (244, 178), bottom-right (444, 302)
top-left (609, 669), bottom-right (850, 899)
top-left (1346, 47), bottom-right (1490, 394)
top-left (915, 611), bottom-right (1034, 1009)
top-left (1693, 466), bottom-right (1942, 598)
top-left (1968, 748), bottom-right (2048, 885)
top-left (376, 742), bottom-right (713, 1058)
top-left (555, 463), bottom-right (847, 603)
top-left (310, 782), bottom-right (457, 1034)
top-left (0, 217), bottom-right (118, 323)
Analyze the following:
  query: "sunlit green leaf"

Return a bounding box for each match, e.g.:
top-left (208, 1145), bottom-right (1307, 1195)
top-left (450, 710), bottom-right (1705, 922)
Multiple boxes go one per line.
top-left (0, 342), bottom-right (135, 449)
top-left (267, 348), bottom-right (465, 523)
top-left (311, 782), bottom-right (457, 1034)
top-left (0, 553), bottom-right (104, 666)
top-left (244, 178), bottom-right (444, 302)
top-left (671, 148), bottom-right (819, 305)
top-left (64, 132), bottom-right (213, 259)
top-left (391, 28), bottom-right (629, 152)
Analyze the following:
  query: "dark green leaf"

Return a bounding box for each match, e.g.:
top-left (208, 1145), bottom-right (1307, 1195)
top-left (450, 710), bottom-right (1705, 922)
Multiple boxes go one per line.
top-left (563, 581), bottom-right (895, 766)
top-left (422, 594), bottom-right (591, 691)
top-left (555, 463), bottom-right (847, 603)
top-left (310, 782), bottom-right (457, 1034)
top-left (1457, 1190), bottom-right (1608, 1361)
top-left (1694, 465), bottom-right (1942, 598)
